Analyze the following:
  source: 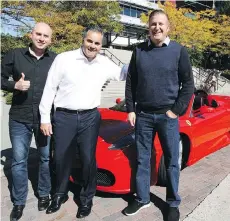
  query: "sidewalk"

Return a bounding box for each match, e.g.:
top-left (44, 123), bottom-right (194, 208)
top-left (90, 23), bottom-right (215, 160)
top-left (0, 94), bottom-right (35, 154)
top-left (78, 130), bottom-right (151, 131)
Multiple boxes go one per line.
top-left (183, 174), bottom-right (230, 221)
top-left (1, 145), bottom-right (230, 221)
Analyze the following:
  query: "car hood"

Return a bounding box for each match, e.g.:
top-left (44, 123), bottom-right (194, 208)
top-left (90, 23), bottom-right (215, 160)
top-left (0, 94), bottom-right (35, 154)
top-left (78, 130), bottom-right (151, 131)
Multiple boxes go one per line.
top-left (98, 108), bottom-right (133, 144)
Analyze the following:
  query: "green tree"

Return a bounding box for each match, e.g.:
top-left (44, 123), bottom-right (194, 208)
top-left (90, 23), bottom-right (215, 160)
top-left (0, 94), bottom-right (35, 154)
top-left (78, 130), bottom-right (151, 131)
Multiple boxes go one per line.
top-left (1, 1), bottom-right (123, 53)
top-left (1, 34), bottom-right (28, 56)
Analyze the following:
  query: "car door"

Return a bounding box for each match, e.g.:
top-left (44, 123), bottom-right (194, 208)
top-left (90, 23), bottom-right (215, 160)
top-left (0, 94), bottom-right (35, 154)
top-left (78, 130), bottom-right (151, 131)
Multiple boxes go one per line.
top-left (189, 97), bottom-right (227, 159)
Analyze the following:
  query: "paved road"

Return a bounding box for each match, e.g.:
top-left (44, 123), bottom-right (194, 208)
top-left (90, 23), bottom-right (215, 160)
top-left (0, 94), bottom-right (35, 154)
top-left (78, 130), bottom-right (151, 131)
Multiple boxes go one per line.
top-left (1, 143), bottom-right (229, 221)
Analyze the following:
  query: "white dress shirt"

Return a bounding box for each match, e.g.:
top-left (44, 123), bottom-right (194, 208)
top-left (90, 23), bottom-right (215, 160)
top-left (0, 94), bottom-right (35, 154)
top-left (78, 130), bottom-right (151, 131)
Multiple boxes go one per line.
top-left (39, 48), bottom-right (125, 123)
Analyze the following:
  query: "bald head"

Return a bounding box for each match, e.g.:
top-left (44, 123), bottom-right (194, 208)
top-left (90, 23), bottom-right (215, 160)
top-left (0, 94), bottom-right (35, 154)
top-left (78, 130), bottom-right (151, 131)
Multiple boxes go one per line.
top-left (30, 22), bottom-right (52, 53)
top-left (32, 22), bottom-right (52, 35)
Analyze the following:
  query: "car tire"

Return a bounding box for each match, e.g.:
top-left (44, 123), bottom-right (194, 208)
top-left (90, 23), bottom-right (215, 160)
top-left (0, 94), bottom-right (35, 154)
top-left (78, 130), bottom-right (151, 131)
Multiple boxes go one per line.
top-left (157, 138), bottom-right (183, 187)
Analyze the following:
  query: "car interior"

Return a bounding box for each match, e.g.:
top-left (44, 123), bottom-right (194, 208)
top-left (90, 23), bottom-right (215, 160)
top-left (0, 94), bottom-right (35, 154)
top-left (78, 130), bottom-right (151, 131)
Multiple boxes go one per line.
top-left (193, 90), bottom-right (219, 112)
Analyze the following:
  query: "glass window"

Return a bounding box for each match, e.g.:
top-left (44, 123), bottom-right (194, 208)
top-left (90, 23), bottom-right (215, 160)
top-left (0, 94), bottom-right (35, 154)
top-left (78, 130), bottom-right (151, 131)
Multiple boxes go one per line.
top-left (130, 7), bottom-right (136, 17)
top-left (137, 9), bottom-right (142, 18)
top-left (124, 6), bottom-right (130, 16)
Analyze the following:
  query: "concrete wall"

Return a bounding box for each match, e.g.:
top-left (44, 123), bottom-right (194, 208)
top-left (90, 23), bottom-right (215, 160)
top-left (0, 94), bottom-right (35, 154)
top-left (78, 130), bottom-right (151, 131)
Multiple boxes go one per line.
top-left (106, 48), bottom-right (132, 64)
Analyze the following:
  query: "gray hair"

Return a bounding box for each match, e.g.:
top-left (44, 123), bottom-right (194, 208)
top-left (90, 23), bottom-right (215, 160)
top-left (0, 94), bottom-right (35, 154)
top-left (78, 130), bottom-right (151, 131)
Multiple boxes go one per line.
top-left (82, 26), bottom-right (104, 39)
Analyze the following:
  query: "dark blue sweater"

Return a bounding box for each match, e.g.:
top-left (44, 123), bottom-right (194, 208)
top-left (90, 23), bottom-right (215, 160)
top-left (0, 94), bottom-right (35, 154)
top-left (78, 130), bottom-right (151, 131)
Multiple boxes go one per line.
top-left (125, 40), bottom-right (194, 115)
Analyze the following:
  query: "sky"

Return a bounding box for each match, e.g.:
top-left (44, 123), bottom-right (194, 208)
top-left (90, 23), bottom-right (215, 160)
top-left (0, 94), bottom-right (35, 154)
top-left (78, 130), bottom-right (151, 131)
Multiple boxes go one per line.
top-left (1, 14), bottom-right (34, 37)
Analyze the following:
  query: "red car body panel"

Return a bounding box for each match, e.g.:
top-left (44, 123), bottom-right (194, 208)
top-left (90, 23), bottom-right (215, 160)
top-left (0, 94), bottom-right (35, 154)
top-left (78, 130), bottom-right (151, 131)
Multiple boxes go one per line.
top-left (71, 94), bottom-right (230, 194)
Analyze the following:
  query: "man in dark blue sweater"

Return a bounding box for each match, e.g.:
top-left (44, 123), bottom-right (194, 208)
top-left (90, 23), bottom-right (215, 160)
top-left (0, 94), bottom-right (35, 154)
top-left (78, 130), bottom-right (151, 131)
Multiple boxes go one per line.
top-left (124, 10), bottom-right (194, 221)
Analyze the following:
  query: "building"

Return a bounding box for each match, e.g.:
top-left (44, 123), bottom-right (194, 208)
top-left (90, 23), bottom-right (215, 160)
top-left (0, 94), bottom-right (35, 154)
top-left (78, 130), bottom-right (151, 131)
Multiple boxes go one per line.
top-left (176, 0), bottom-right (216, 11)
top-left (103, 0), bottom-right (159, 50)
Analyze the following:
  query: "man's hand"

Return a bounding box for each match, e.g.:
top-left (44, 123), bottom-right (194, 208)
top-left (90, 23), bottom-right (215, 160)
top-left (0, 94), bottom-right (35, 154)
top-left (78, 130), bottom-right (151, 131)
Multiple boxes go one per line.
top-left (127, 112), bottom-right (136, 127)
top-left (14, 73), bottom-right (30, 91)
top-left (40, 123), bottom-right (53, 136)
top-left (166, 110), bottom-right (178, 119)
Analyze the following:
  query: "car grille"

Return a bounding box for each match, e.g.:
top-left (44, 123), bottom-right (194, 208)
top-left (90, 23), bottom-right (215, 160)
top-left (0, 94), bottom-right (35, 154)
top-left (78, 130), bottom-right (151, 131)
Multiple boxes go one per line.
top-left (97, 169), bottom-right (115, 187)
top-left (70, 167), bottom-right (115, 187)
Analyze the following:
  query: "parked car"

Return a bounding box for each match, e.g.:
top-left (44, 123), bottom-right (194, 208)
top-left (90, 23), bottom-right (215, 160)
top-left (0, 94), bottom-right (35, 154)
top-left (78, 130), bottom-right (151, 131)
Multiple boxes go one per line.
top-left (69, 90), bottom-right (230, 194)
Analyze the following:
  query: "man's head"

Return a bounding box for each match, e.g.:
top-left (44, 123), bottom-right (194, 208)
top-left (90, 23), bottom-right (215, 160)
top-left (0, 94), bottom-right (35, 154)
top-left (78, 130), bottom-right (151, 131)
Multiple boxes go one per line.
top-left (82, 26), bottom-right (103, 61)
top-left (30, 22), bottom-right (52, 52)
top-left (148, 10), bottom-right (170, 46)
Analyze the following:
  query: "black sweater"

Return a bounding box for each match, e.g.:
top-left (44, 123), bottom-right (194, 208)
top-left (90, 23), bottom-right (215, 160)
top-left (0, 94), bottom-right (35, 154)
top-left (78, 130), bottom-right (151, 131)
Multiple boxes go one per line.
top-left (125, 40), bottom-right (194, 116)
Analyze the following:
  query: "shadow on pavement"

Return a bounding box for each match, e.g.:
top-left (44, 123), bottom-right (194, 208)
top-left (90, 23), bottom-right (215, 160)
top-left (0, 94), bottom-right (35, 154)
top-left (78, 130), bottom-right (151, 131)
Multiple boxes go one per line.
top-left (95, 190), bottom-right (168, 220)
top-left (150, 192), bottom-right (168, 221)
top-left (1, 147), bottom-right (39, 202)
top-left (69, 183), bottom-right (168, 220)
top-left (1, 148), bottom-right (168, 220)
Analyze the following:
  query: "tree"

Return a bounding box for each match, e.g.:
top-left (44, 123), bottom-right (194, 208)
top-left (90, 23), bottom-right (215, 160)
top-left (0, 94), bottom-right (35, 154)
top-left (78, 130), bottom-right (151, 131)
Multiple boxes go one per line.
top-left (140, 1), bottom-right (230, 67)
top-left (1, 1), bottom-right (123, 53)
top-left (1, 34), bottom-right (28, 57)
top-left (217, 1), bottom-right (230, 16)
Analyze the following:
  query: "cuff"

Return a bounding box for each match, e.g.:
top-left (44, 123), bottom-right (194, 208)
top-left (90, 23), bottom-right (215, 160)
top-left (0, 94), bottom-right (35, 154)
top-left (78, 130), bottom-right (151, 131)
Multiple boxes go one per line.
top-left (8, 81), bottom-right (16, 92)
top-left (40, 114), bottom-right (51, 124)
top-left (170, 106), bottom-right (180, 116)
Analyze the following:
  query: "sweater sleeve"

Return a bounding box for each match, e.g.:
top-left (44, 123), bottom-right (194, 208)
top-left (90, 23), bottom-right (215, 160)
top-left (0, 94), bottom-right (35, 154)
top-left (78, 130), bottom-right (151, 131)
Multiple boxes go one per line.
top-left (125, 48), bottom-right (138, 113)
top-left (171, 47), bottom-right (195, 115)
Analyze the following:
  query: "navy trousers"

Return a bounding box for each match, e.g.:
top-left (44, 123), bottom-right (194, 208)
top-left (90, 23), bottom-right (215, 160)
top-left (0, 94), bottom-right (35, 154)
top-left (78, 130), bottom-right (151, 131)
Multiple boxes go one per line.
top-left (52, 108), bottom-right (101, 205)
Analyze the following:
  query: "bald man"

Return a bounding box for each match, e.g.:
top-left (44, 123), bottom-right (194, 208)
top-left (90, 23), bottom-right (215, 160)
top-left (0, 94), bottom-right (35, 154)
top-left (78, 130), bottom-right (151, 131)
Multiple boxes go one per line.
top-left (1, 22), bottom-right (56, 221)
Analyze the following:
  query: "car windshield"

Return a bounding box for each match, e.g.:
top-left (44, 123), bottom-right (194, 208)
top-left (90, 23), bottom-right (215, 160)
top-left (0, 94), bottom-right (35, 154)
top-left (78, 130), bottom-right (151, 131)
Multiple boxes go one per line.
top-left (109, 99), bottom-right (127, 112)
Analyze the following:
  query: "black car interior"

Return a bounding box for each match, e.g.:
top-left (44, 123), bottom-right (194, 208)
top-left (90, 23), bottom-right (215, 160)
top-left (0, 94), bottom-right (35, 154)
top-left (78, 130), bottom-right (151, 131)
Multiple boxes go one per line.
top-left (193, 90), bottom-right (218, 111)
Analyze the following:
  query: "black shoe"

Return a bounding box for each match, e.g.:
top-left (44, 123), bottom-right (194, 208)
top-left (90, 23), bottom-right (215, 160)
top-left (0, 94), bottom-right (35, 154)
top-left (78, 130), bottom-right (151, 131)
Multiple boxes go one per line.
top-left (38, 196), bottom-right (50, 211)
top-left (46, 195), bottom-right (69, 214)
top-left (123, 200), bottom-right (151, 216)
top-left (10, 205), bottom-right (25, 221)
top-left (167, 207), bottom-right (180, 221)
top-left (76, 200), bottom-right (93, 219)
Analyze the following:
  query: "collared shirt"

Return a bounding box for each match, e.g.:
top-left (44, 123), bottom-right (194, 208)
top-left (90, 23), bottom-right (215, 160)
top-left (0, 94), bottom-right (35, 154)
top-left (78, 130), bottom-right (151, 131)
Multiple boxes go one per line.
top-left (1, 46), bottom-right (56, 123)
top-left (29, 47), bottom-right (44, 60)
top-left (39, 48), bottom-right (125, 123)
top-left (148, 36), bottom-right (170, 47)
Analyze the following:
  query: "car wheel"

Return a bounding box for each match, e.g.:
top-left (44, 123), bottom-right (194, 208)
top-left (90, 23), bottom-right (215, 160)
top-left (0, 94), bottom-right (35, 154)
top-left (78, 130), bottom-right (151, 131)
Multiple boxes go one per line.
top-left (157, 139), bottom-right (183, 187)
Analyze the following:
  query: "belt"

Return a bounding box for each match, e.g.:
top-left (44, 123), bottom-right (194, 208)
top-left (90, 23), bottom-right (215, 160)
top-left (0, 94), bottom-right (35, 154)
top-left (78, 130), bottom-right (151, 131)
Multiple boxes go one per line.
top-left (56, 107), bottom-right (97, 114)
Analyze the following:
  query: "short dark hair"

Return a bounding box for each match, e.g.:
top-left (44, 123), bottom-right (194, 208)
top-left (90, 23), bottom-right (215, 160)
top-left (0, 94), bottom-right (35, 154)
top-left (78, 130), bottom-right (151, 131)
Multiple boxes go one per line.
top-left (149, 9), bottom-right (169, 22)
top-left (82, 26), bottom-right (103, 39)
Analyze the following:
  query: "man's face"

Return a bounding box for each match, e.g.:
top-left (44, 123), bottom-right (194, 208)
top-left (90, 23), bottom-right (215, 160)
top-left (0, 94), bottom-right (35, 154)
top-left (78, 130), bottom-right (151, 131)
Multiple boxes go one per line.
top-left (82, 31), bottom-right (103, 60)
top-left (30, 24), bottom-right (52, 51)
top-left (149, 13), bottom-right (170, 45)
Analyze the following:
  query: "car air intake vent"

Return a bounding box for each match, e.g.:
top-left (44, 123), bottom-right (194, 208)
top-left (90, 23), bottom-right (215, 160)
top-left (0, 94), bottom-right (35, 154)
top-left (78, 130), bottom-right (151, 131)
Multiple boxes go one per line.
top-left (97, 169), bottom-right (115, 187)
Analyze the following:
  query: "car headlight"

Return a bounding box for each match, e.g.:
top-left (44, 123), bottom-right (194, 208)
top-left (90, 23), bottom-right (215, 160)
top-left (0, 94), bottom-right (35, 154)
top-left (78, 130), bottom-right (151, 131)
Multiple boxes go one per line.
top-left (108, 133), bottom-right (135, 150)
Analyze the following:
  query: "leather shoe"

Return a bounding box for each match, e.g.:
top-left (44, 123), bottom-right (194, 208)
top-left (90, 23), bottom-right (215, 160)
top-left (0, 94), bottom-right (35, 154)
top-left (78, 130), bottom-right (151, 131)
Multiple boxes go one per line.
top-left (46, 195), bottom-right (69, 214)
top-left (10, 205), bottom-right (25, 221)
top-left (76, 201), bottom-right (93, 218)
top-left (38, 196), bottom-right (50, 211)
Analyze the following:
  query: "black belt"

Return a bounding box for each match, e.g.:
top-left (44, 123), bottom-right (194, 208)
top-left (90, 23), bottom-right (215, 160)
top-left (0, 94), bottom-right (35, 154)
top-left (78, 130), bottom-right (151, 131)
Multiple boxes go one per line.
top-left (56, 107), bottom-right (97, 114)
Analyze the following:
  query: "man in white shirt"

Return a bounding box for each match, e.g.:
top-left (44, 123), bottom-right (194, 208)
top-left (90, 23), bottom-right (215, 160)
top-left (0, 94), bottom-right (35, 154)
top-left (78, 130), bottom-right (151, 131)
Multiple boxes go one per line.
top-left (39, 26), bottom-right (126, 218)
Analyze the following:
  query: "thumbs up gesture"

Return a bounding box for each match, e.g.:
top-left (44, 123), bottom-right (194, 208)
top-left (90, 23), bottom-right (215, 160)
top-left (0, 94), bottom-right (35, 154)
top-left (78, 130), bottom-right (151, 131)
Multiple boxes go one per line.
top-left (14, 73), bottom-right (31, 91)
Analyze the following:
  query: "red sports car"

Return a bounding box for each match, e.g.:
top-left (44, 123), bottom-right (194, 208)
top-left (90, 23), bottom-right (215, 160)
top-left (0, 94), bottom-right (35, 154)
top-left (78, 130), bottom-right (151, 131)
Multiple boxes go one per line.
top-left (70, 91), bottom-right (230, 194)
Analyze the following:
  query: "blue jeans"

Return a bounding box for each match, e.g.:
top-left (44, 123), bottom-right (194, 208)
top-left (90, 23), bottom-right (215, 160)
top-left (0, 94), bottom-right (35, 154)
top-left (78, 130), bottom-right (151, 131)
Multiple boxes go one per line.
top-left (9, 118), bottom-right (51, 205)
top-left (135, 111), bottom-right (181, 207)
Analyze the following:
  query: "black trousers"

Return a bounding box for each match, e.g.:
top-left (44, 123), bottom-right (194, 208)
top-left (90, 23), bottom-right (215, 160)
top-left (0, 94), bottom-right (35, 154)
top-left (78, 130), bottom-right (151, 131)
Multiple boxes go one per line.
top-left (52, 108), bottom-right (101, 205)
